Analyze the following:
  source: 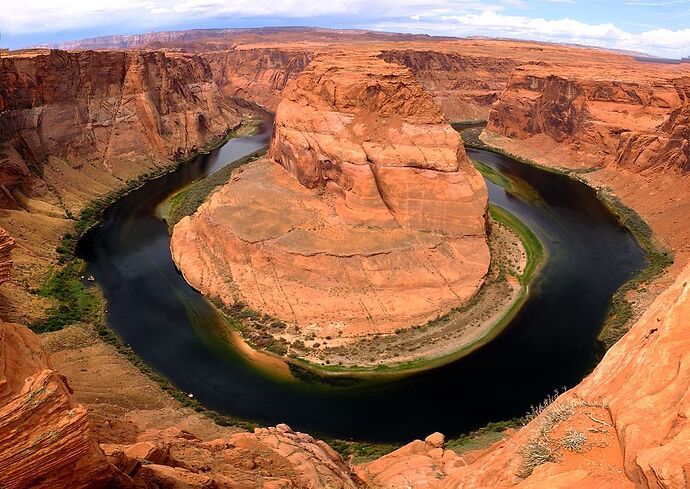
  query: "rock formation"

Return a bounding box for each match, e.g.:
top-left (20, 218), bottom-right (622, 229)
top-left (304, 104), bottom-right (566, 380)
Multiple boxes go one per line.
top-left (0, 322), bottom-right (114, 488)
top-left (357, 262), bottom-right (690, 488)
top-left (486, 65), bottom-right (689, 171)
top-left (0, 228), bottom-right (14, 284)
top-left (105, 424), bottom-right (360, 488)
top-left (205, 48), bottom-right (312, 109)
top-left (172, 52), bottom-right (489, 336)
top-left (0, 49), bottom-right (244, 214)
top-left (379, 50), bottom-right (518, 121)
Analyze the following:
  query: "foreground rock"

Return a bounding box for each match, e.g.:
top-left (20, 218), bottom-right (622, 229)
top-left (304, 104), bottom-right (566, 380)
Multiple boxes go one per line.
top-left (0, 322), bottom-right (115, 488)
top-left (105, 424), bottom-right (360, 488)
top-left (172, 52), bottom-right (489, 341)
top-left (359, 263), bottom-right (690, 488)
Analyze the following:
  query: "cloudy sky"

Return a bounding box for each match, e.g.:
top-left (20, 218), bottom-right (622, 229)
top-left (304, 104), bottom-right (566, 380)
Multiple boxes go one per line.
top-left (1, 0), bottom-right (689, 58)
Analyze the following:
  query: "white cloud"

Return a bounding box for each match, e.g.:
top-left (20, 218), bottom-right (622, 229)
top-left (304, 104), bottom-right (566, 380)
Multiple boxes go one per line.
top-left (386, 8), bottom-right (690, 57)
top-left (0, 0), bottom-right (688, 58)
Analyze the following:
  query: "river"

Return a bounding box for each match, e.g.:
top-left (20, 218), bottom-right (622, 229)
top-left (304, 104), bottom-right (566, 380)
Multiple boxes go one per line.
top-left (77, 113), bottom-right (645, 443)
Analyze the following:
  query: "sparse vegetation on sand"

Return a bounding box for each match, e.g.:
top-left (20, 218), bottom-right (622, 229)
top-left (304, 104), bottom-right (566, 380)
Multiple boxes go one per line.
top-left (517, 391), bottom-right (607, 478)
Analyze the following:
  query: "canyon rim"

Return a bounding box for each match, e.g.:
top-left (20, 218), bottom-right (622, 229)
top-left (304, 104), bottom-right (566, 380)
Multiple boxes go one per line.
top-left (1, 22), bottom-right (690, 489)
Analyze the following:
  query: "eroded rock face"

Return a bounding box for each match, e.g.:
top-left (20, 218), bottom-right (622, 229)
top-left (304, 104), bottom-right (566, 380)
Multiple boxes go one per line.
top-left (0, 322), bottom-right (114, 489)
top-left (206, 48), bottom-right (312, 109)
top-left (359, 263), bottom-right (690, 489)
top-left (0, 49), bottom-right (243, 213)
top-left (172, 52), bottom-right (489, 335)
top-left (0, 228), bottom-right (14, 284)
top-left (103, 424), bottom-right (359, 488)
top-left (270, 52), bottom-right (488, 235)
top-left (486, 66), bottom-right (688, 172)
top-left (380, 50), bottom-right (518, 121)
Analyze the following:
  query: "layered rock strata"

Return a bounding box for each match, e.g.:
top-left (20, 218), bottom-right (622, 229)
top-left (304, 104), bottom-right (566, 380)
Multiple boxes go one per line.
top-left (0, 322), bottom-right (114, 489)
top-left (0, 49), bottom-right (244, 214)
top-left (486, 66), bottom-right (689, 172)
top-left (358, 262), bottom-right (690, 488)
top-left (0, 228), bottom-right (14, 284)
top-left (172, 52), bottom-right (489, 336)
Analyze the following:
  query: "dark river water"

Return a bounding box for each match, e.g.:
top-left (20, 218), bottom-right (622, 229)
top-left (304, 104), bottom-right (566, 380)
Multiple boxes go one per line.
top-left (78, 114), bottom-right (646, 443)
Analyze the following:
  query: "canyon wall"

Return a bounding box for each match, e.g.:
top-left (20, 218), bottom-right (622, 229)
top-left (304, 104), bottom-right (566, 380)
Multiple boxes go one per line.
top-left (204, 48), bottom-right (312, 109)
top-left (0, 228), bottom-right (14, 284)
top-left (486, 65), bottom-right (688, 172)
top-left (380, 50), bottom-right (518, 121)
top-left (359, 261), bottom-right (690, 489)
top-left (172, 51), bottom-right (489, 338)
top-left (0, 49), bottom-right (244, 214)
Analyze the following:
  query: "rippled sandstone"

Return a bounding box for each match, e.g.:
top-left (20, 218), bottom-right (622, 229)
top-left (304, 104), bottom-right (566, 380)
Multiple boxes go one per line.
top-left (172, 51), bottom-right (489, 339)
top-left (0, 322), bottom-right (115, 488)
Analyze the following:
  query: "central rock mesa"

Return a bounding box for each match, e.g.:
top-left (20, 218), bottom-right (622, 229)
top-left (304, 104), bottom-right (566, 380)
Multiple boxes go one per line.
top-left (172, 53), bottom-right (489, 337)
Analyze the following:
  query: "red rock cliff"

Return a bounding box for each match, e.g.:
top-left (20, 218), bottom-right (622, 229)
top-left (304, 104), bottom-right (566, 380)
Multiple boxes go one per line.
top-left (0, 228), bottom-right (14, 284)
top-left (0, 49), bottom-right (244, 213)
top-left (486, 64), bottom-right (688, 171)
top-left (0, 322), bottom-right (115, 488)
top-left (204, 48), bottom-right (312, 109)
top-left (380, 49), bottom-right (518, 121)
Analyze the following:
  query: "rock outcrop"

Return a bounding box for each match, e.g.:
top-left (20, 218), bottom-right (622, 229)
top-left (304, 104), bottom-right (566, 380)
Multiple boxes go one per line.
top-left (380, 50), bottom-right (518, 121)
top-left (105, 424), bottom-right (360, 488)
top-left (205, 48), bottom-right (312, 109)
top-left (0, 49), bottom-right (244, 214)
top-left (486, 65), bottom-right (689, 171)
top-left (0, 228), bottom-right (14, 284)
top-left (172, 52), bottom-right (489, 337)
top-left (0, 322), bottom-right (114, 489)
top-left (357, 262), bottom-right (690, 488)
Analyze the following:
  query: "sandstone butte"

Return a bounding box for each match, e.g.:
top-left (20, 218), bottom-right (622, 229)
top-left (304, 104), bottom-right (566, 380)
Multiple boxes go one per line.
top-left (171, 51), bottom-right (490, 336)
top-left (1, 27), bottom-right (690, 489)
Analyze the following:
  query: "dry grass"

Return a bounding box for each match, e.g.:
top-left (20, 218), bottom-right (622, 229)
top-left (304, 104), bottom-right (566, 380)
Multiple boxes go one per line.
top-left (517, 392), bottom-right (605, 478)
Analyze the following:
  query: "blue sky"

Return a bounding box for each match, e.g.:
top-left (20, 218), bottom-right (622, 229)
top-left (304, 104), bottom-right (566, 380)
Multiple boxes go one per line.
top-left (1, 0), bottom-right (689, 57)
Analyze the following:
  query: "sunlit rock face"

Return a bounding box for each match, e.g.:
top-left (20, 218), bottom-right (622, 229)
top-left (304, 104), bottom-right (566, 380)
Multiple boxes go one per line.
top-left (172, 51), bottom-right (489, 335)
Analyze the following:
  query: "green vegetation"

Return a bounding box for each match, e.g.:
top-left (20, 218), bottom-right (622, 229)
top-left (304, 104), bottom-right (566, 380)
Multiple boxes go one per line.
top-left (165, 149), bottom-right (266, 228)
top-left (29, 262), bottom-right (100, 332)
top-left (326, 439), bottom-right (400, 464)
top-left (28, 120), bottom-right (264, 431)
top-left (446, 419), bottom-right (522, 454)
top-left (597, 193), bottom-right (674, 347)
top-left (489, 205), bottom-right (544, 285)
top-left (472, 159), bottom-right (512, 188)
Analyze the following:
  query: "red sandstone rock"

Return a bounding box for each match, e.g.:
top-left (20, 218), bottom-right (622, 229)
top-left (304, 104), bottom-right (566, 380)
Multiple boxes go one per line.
top-left (0, 228), bottom-right (14, 284)
top-left (0, 322), bottom-right (115, 489)
top-left (0, 49), bottom-right (243, 213)
top-left (486, 65), bottom-right (690, 172)
top-left (172, 52), bottom-right (489, 336)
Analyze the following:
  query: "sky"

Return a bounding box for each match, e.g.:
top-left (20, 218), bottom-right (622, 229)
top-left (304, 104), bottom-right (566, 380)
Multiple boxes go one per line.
top-left (1, 0), bottom-right (689, 58)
